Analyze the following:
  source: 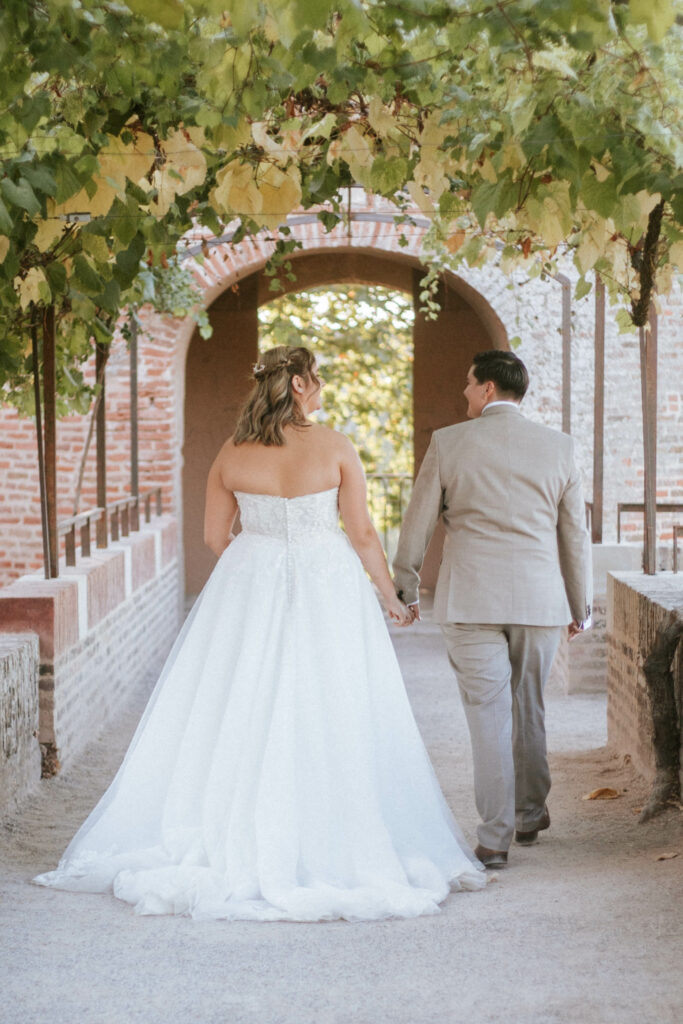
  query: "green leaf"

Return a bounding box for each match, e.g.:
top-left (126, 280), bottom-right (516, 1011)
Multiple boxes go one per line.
top-left (126, 0), bottom-right (184, 30)
top-left (55, 162), bottom-right (83, 204)
top-left (629, 0), bottom-right (676, 43)
top-left (115, 234), bottom-right (146, 285)
top-left (1, 177), bottom-right (41, 216)
top-left (0, 197), bottom-right (13, 233)
top-left (72, 253), bottom-right (103, 295)
top-left (21, 164), bottom-right (57, 198)
top-left (370, 157), bottom-right (408, 196)
top-left (574, 277), bottom-right (592, 301)
top-left (45, 261), bottom-right (67, 294)
top-left (580, 171), bottom-right (618, 218)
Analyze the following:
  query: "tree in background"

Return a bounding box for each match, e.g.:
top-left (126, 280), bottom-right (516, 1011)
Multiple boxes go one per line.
top-left (260, 286), bottom-right (413, 475)
top-left (260, 286), bottom-right (414, 537)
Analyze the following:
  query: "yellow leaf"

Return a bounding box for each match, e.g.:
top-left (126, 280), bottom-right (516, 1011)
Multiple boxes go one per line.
top-left (576, 218), bottom-right (613, 274)
top-left (419, 109), bottom-right (450, 152)
top-left (338, 125), bottom-right (375, 187)
top-left (367, 97), bottom-right (397, 140)
top-left (252, 122), bottom-right (285, 156)
top-left (15, 267), bottom-right (49, 310)
top-left (413, 155), bottom-right (449, 198)
top-left (479, 158), bottom-right (497, 184)
top-left (582, 787), bottom-right (621, 800)
top-left (0, 236), bottom-right (10, 263)
top-left (252, 163), bottom-right (302, 229)
top-left (100, 132), bottom-right (156, 191)
top-left (533, 49), bottom-right (577, 79)
top-left (212, 161), bottom-right (262, 217)
top-left (149, 130), bottom-right (207, 217)
top-left (669, 240), bottom-right (683, 272)
top-left (33, 200), bottom-right (65, 252)
top-left (406, 180), bottom-right (436, 215)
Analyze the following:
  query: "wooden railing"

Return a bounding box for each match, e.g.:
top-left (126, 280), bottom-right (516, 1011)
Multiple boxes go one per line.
top-left (58, 487), bottom-right (163, 568)
top-left (617, 503), bottom-right (683, 543)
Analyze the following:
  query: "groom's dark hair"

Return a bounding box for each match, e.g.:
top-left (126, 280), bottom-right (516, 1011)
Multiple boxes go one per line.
top-left (472, 350), bottom-right (529, 400)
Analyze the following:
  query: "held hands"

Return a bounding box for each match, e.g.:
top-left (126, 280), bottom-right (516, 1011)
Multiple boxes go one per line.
top-left (384, 593), bottom-right (414, 627)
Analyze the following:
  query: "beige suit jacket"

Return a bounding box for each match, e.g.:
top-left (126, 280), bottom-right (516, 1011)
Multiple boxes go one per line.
top-left (393, 404), bottom-right (592, 626)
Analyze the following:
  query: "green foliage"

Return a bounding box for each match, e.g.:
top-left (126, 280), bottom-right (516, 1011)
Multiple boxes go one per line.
top-left (1, 0), bottom-right (681, 411)
top-left (259, 286), bottom-right (413, 480)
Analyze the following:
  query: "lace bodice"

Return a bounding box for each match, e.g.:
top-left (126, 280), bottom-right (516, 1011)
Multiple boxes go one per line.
top-left (235, 487), bottom-right (341, 542)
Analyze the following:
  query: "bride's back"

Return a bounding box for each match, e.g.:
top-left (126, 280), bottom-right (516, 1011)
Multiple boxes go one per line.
top-left (219, 423), bottom-right (343, 498)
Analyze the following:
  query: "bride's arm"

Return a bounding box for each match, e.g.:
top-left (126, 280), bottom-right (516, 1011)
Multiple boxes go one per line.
top-left (337, 437), bottom-right (411, 626)
top-left (204, 448), bottom-right (238, 557)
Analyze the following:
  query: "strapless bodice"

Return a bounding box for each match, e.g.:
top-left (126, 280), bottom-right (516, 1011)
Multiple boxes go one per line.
top-left (235, 487), bottom-right (341, 542)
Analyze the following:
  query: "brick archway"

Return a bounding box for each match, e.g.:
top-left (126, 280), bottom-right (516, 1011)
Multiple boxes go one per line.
top-left (181, 224), bottom-right (508, 596)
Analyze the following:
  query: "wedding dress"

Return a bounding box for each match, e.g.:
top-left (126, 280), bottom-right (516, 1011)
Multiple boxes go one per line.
top-left (34, 488), bottom-right (485, 920)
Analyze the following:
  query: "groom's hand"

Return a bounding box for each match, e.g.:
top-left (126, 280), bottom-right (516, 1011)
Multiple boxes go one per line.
top-left (408, 603), bottom-right (421, 622)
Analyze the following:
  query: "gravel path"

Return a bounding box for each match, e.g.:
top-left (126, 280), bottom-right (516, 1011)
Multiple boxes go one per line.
top-left (2, 616), bottom-right (682, 1024)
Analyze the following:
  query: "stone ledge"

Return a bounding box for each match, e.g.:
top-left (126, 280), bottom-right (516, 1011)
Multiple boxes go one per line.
top-left (606, 571), bottom-right (683, 785)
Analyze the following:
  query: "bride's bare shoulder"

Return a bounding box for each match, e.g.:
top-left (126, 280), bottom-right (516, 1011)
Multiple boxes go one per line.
top-left (310, 423), bottom-right (355, 453)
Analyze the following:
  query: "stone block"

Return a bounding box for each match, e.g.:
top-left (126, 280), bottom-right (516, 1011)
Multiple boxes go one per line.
top-left (131, 533), bottom-right (156, 591)
top-left (606, 571), bottom-right (683, 786)
top-left (0, 578), bottom-right (79, 659)
top-left (0, 632), bottom-right (40, 811)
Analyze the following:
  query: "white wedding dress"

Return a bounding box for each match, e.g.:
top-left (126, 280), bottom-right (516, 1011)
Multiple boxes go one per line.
top-left (34, 488), bottom-right (485, 920)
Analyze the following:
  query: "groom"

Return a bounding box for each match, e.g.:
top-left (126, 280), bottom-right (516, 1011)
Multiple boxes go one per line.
top-left (394, 350), bottom-right (592, 868)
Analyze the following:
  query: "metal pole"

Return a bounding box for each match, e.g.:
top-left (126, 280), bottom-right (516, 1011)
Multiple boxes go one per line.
top-left (42, 305), bottom-right (59, 577)
top-left (553, 274), bottom-right (572, 434)
top-left (639, 306), bottom-right (658, 574)
top-left (130, 312), bottom-right (139, 499)
top-left (95, 341), bottom-right (108, 548)
top-left (31, 310), bottom-right (51, 578)
top-left (592, 276), bottom-right (605, 543)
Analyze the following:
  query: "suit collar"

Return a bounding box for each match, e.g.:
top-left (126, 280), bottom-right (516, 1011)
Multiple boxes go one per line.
top-left (480, 402), bottom-right (523, 418)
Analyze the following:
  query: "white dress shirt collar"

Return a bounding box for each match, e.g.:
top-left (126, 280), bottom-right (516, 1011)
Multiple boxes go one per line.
top-left (482, 400), bottom-right (522, 412)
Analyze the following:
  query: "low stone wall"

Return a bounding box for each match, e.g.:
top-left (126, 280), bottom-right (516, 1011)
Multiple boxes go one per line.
top-left (607, 571), bottom-right (683, 784)
top-left (0, 633), bottom-right (40, 811)
top-left (0, 517), bottom-right (180, 798)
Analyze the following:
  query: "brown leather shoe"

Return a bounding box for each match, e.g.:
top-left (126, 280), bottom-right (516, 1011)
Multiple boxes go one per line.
top-left (515, 805), bottom-right (551, 845)
top-left (474, 844), bottom-right (508, 869)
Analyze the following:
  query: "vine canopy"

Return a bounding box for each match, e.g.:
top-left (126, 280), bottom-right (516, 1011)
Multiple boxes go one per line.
top-left (0, 0), bottom-right (681, 408)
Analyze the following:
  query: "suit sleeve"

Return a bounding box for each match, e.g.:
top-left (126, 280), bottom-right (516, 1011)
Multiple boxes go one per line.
top-left (557, 443), bottom-right (593, 624)
top-left (392, 433), bottom-right (444, 605)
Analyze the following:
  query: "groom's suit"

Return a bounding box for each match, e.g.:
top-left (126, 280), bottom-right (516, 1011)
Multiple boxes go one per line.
top-left (394, 403), bottom-right (592, 850)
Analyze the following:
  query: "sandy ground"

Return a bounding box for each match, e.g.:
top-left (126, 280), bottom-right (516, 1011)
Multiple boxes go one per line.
top-left (1, 613), bottom-right (682, 1024)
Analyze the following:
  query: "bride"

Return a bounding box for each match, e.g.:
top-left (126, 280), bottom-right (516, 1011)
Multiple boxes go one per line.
top-left (34, 345), bottom-right (486, 920)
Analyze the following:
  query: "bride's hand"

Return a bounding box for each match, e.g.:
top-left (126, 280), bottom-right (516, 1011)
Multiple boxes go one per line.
top-left (384, 593), bottom-right (413, 627)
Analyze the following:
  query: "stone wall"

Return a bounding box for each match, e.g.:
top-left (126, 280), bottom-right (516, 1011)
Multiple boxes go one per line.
top-left (607, 571), bottom-right (683, 784)
top-left (0, 517), bottom-right (180, 800)
top-left (0, 633), bottom-right (40, 812)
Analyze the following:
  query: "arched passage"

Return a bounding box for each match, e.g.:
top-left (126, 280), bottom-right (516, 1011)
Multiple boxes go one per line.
top-left (183, 248), bottom-right (508, 597)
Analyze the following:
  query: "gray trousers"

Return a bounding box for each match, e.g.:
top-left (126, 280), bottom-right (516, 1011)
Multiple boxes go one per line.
top-left (441, 623), bottom-right (563, 851)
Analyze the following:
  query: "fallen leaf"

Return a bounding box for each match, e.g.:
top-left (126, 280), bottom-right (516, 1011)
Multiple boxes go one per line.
top-left (582, 787), bottom-right (621, 801)
top-left (655, 852), bottom-right (679, 861)
top-left (632, 807), bottom-right (642, 814)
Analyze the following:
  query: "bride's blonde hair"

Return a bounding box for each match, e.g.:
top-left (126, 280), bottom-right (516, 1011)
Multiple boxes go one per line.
top-left (233, 345), bottom-right (320, 446)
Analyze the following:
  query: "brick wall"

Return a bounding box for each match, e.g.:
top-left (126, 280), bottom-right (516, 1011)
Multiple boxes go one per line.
top-left (0, 516), bottom-right (180, 801)
top-left (607, 571), bottom-right (683, 784)
top-left (0, 202), bottom-right (681, 588)
top-left (0, 306), bottom-right (178, 585)
top-left (0, 633), bottom-right (40, 812)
